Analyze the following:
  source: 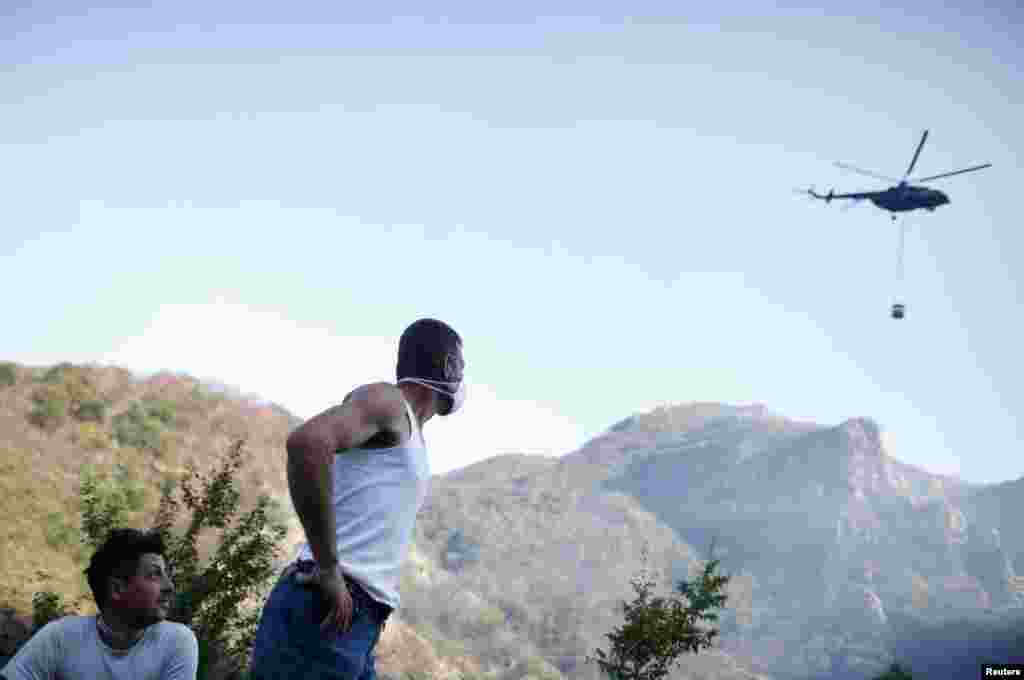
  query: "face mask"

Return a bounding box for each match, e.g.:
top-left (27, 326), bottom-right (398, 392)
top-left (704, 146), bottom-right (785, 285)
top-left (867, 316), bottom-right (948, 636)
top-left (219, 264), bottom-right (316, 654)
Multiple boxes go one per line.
top-left (397, 377), bottom-right (465, 416)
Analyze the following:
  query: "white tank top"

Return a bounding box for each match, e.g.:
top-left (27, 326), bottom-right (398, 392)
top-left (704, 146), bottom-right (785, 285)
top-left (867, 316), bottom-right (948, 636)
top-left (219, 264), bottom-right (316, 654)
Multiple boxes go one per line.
top-left (293, 395), bottom-right (430, 609)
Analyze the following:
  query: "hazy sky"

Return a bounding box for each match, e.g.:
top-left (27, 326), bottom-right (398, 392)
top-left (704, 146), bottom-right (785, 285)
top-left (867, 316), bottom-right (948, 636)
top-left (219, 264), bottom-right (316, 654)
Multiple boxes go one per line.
top-left (2, 1), bottom-right (1021, 482)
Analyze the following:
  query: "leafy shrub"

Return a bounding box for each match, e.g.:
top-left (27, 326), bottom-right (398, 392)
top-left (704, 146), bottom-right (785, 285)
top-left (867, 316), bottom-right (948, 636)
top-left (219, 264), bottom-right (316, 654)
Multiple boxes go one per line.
top-left (27, 365), bottom-right (104, 428)
top-left (112, 403), bottom-right (165, 452)
top-left (28, 570), bottom-right (89, 632)
top-left (144, 398), bottom-right (177, 427)
top-left (79, 463), bottom-right (148, 551)
top-left (151, 439), bottom-right (288, 678)
top-left (38, 362), bottom-right (74, 384)
top-left (44, 512), bottom-right (78, 550)
top-left (75, 399), bottom-right (109, 423)
top-left (28, 387), bottom-right (68, 431)
top-left (263, 496), bottom-right (291, 533)
top-left (586, 542), bottom-right (730, 680)
top-left (0, 362), bottom-right (16, 387)
top-left (31, 590), bottom-right (70, 631)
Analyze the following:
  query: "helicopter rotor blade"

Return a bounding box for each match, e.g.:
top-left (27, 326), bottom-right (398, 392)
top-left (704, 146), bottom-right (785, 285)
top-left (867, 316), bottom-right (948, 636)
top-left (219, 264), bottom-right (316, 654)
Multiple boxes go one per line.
top-left (904, 129), bottom-right (929, 179)
top-left (912, 163), bottom-right (992, 183)
top-left (833, 162), bottom-right (900, 184)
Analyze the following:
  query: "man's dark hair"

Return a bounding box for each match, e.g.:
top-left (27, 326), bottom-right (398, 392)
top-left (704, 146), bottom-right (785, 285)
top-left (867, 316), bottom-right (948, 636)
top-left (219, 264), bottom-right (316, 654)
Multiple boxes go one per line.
top-left (84, 528), bottom-right (168, 611)
top-left (396, 318), bottom-right (463, 382)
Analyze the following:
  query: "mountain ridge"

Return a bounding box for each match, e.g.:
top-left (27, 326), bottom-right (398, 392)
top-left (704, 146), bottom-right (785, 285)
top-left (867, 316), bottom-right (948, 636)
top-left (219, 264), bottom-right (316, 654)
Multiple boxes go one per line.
top-left (3, 360), bottom-right (1022, 680)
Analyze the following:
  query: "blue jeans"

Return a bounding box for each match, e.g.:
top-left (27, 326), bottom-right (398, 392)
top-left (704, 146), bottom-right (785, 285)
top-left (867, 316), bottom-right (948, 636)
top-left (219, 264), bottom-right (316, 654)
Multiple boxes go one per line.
top-left (250, 562), bottom-right (393, 680)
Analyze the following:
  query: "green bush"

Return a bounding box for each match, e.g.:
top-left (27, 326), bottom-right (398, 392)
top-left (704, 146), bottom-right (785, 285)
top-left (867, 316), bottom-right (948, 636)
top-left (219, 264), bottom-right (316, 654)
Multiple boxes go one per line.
top-left (0, 362), bottom-right (16, 387)
top-left (113, 403), bottom-right (165, 452)
top-left (75, 399), bottom-right (109, 423)
top-left (116, 464), bottom-right (148, 514)
top-left (263, 497), bottom-right (291, 533)
top-left (29, 391), bottom-right (68, 431)
top-left (38, 362), bottom-right (74, 384)
top-left (112, 400), bottom-right (180, 452)
top-left (587, 541), bottom-right (730, 680)
top-left (153, 439), bottom-right (288, 678)
top-left (32, 590), bottom-right (70, 631)
top-left (44, 512), bottom-right (78, 550)
top-left (144, 399), bottom-right (177, 427)
top-left (77, 463), bottom-right (149, 557)
top-left (29, 571), bottom-right (89, 632)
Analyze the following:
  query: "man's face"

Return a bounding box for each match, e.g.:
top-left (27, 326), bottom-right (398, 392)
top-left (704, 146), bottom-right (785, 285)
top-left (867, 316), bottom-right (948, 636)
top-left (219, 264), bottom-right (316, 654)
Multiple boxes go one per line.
top-left (444, 344), bottom-right (465, 383)
top-left (109, 553), bottom-right (174, 626)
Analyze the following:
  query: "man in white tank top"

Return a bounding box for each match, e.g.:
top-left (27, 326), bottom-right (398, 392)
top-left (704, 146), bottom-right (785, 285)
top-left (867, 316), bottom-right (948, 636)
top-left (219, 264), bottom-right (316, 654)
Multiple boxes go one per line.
top-left (249, 319), bottom-right (466, 680)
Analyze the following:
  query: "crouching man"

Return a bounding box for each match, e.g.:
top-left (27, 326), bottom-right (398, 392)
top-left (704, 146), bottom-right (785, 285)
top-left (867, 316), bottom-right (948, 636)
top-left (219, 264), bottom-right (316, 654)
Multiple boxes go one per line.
top-left (1, 528), bottom-right (198, 679)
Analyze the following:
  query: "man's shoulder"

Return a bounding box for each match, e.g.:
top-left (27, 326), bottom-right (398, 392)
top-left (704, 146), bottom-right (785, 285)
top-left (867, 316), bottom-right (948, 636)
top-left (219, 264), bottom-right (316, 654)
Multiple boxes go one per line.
top-left (38, 614), bottom-right (94, 638)
top-left (149, 620), bottom-right (198, 645)
top-left (351, 381), bottom-right (404, 403)
top-left (350, 382), bottom-right (409, 419)
top-left (0, 616), bottom-right (94, 680)
top-left (147, 621), bottom-right (198, 670)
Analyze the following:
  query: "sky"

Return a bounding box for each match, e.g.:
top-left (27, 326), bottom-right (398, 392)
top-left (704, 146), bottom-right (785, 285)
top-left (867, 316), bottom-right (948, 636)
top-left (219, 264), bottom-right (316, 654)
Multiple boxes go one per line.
top-left (2, 1), bottom-right (1021, 482)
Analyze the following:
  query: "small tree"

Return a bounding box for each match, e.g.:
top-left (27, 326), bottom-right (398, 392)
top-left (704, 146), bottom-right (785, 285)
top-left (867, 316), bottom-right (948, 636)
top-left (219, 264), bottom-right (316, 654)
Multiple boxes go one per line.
top-left (150, 438), bottom-right (288, 678)
top-left (586, 542), bottom-right (730, 680)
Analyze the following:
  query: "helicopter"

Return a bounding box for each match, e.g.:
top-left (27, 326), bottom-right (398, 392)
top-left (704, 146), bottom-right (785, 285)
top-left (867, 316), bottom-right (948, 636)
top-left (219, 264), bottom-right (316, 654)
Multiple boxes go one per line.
top-left (803, 129), bottom-right (991, 221)
top-left (800, 130), bottom-right (991, 321)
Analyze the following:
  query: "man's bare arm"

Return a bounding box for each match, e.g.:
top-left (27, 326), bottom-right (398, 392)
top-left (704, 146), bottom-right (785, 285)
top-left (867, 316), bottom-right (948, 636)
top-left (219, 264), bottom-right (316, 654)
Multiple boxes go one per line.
top-left (285, 383), bottom-right (403, 568)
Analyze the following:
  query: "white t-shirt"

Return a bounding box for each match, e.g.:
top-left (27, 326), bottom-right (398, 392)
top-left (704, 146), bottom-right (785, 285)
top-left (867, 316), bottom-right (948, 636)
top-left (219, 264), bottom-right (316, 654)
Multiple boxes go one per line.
top-left (1, 615), bottom-right (198, 680)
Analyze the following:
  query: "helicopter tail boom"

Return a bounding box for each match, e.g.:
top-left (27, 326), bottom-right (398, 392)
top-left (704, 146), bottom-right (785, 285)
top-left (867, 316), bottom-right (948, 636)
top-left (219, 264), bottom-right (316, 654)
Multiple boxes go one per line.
top-left (806, 188), bottom-right (835, 203)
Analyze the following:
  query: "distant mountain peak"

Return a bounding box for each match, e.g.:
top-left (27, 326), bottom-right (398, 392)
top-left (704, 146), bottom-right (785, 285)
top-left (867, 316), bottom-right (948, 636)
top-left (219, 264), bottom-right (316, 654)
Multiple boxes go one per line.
top-left (615, 401), bottom-right (780, 435)
top-left (836, 417), bottom-right (884, 456)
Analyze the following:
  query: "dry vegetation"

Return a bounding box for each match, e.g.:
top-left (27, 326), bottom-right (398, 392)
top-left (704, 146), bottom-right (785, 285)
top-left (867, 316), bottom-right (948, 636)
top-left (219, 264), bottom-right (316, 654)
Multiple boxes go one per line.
top-left (0, 362), bottom-right (303, 617)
